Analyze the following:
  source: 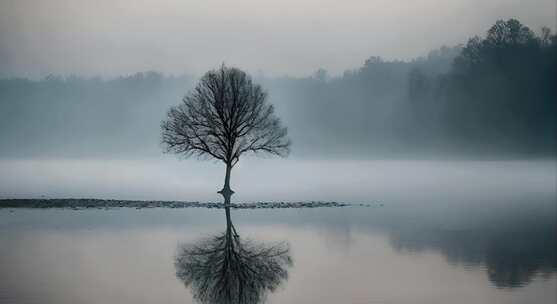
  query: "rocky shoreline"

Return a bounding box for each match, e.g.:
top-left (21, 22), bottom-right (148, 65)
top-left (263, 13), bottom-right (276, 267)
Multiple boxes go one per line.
top-left (0, 199), bottom-right (372, 210)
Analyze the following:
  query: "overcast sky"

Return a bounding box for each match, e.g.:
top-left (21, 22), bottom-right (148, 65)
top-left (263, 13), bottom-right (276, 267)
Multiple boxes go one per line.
top-left (0, 0), bottom-right (555, 78)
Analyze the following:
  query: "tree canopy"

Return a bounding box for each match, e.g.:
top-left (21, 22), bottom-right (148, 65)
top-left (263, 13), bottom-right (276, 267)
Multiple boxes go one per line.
top-left (161, 65), bottom-right (290, 167)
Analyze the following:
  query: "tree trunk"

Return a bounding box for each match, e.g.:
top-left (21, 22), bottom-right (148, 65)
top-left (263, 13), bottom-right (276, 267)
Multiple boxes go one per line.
top-left (225, 206), bottom-right (233, 237)
top-left (218, 163), bottom-right (234, 206)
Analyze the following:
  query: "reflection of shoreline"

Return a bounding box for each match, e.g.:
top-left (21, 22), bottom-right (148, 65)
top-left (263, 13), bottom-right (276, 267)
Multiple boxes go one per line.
top-left (174, 207), bottom-right (292, 304)
top-left (388, 224), bottom-right (556, 288)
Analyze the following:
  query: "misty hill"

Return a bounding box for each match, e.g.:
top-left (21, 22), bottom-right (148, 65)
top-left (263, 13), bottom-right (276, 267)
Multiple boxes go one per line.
top-left (0, 73), bottom-right (194, 158)
top-left (1, 19), bottom-right (555, 159)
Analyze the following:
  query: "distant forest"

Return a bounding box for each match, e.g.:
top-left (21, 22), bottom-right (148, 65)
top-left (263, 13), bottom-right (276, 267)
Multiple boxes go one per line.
top-left (1, 19), bottom-right (555, 158)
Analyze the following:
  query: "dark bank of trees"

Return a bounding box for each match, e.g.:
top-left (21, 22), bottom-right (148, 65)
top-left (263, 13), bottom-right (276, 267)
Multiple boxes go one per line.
top-left (262, 19), bottom-right (556, 157)
top-left (260, 46), bottom-right (463, 157)
top-left (442, 19), bottom-right (556, 156)
top-left (0, 19), bottom-right (554, 158)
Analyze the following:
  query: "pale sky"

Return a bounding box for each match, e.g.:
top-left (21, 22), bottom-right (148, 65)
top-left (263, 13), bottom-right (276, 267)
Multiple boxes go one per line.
top-left (0, 0), bottom-right (555, 78)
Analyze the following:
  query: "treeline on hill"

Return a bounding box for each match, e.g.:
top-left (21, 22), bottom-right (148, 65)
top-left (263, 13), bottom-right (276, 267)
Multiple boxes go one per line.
top-left (263, 19), bottom-right (556, 157)
top-left (0, 19), bottom-right (555, 158)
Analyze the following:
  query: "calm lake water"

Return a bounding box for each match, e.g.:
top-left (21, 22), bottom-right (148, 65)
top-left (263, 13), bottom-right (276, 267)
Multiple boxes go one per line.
top-left (0, 160), bottom-right (556, 304)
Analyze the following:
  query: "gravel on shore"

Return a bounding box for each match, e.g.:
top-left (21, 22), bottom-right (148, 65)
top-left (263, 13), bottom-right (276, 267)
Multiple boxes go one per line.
top-left (0, 199), bottom-right (375, 210)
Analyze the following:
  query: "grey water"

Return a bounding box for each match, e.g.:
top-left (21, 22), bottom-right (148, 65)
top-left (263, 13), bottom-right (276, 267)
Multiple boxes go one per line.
top-left (0, 160), bottom-right (555, 304)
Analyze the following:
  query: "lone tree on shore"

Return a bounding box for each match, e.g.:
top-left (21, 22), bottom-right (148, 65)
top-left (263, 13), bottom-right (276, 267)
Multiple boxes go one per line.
top-left (161, 65), bottom-right (290, 205)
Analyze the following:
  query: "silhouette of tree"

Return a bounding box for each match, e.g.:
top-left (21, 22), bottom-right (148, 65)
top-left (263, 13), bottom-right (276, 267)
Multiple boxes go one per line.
top-left (175, 207), bottom-right (292, 304)
top-left (161, 65), bottom-right (291, 204)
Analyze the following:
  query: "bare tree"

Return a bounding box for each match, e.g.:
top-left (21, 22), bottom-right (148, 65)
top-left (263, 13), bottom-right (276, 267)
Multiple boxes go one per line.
top-left (161, 65), bottom-right (290, 204)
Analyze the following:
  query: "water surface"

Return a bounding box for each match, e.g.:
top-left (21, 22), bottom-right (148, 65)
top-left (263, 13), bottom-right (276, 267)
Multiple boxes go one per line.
top-left (0, 160), bottom-right (555, 303)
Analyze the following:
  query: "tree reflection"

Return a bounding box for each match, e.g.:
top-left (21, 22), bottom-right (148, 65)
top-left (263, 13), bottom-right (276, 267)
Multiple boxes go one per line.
top-left (175, 207), bottom-right (292, 304)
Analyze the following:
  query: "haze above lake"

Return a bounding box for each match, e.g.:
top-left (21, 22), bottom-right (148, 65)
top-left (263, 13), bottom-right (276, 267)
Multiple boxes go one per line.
top-left (1, 159), bottom-right (554, 203)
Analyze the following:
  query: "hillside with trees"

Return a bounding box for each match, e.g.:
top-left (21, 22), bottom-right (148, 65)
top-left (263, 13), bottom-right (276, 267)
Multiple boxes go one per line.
top-left (0, 19), bottom-right (554, 158)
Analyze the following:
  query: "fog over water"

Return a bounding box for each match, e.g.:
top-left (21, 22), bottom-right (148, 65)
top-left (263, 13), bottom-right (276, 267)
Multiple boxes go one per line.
top-left (0, 159), bottom-right (554, 203)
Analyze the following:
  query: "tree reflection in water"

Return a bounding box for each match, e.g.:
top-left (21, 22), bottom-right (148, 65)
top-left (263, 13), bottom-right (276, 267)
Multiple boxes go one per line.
top-left (175, 207), bottom-right (292, 304)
